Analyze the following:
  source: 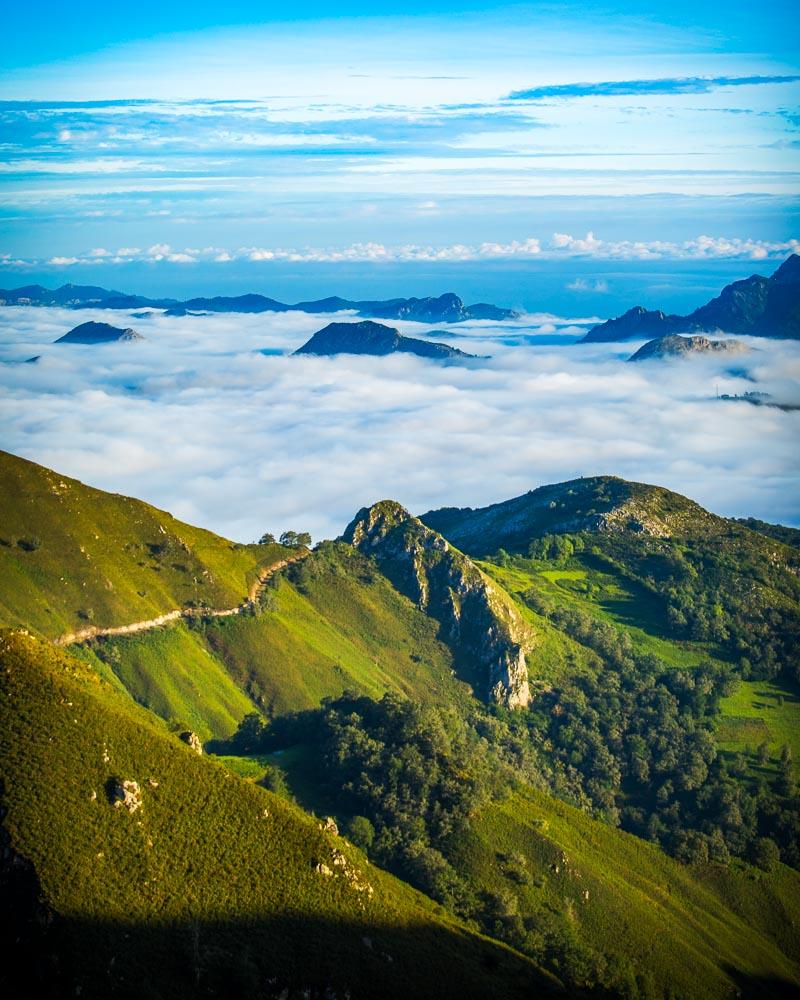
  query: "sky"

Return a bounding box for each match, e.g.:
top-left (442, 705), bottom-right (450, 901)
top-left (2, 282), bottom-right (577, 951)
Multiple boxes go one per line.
top-left (1, 1), bottom-right (798, 308)
top-left (0, 2), bottom-right (798, 533)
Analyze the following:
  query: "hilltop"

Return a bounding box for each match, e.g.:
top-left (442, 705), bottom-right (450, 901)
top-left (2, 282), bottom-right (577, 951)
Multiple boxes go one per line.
top-left (583, 253), bottom-right (800, 342)
top-left (628, 333), bottom-right (748, 362)
top-left (54, 321), bottom-right (144, 344)
top-left (294, 321), bottom-right (477, 361)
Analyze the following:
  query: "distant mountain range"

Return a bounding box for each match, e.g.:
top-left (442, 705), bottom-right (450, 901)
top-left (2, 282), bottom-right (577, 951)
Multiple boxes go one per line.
top-left (583, 253), bottom-right (800, 342)
top-left (0, 283), bottom-right (517, 324)
top-left (294, 320), bottom-right (477, 360)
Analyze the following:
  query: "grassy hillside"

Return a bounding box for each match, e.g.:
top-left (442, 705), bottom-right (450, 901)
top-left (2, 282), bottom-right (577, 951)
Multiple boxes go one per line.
top-left (480, 556), bottom-right (725, 674)
top-left (73, 623), bottom-right (257, 741)
top-left (453, 787), bottom-right (800, 998)
top-left (717, 677), bottom-right (800, 762)
top-left (223, 727), bottom-right (800, 998)
top-left (83, 542), bottom-right (469, 726)
top-left (0, 629), bottom-right (560, 1000)
top-left (0, 450), bottom-right (290, 638)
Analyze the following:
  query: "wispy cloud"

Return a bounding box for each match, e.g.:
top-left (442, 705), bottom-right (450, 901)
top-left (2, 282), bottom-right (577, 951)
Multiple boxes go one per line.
top-left (9, 233), bottom-right (796, 270)
top-left (508, 75), bottom-right (800, 101)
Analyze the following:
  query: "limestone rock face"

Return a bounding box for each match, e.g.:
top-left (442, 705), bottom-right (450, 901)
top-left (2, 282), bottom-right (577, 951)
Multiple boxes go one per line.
top-left (179, 731), bottom-right (203, 755)
top-left (111, 779), bottom-right (143, 813)
top-left (343, 501), bottom-right (532, 708)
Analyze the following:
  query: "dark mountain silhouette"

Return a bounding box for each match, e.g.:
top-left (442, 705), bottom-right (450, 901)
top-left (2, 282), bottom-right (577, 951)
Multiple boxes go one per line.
top-left (294, 320), bottom-right (478, 360)
top-left (583, 254), bottom-right (800, 342)
top-left (0, 284), bottom-right (517, 324)
top-left (54, 321), bottom-right (144, 344)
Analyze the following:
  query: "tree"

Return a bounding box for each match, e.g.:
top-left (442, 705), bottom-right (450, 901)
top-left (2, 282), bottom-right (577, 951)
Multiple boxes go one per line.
top-left (279, 530), bottom-right (311, 547)
top-left (258, 532), bottom-right (276, 545)
top-left (346, 815), bottom-right (375, 852)
top-left (751, 837), bottom-right (780, 872)
top-left (231, 712), bottom-right (265, 753)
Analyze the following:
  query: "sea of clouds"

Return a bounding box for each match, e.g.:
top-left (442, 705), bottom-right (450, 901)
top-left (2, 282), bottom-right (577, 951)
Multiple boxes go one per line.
top-left (1, 305), bottom-right (799, 541)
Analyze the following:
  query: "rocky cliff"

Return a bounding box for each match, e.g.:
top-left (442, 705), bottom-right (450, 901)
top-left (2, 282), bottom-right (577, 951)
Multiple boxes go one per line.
top-left (343, 501), bottom-right (532, 707)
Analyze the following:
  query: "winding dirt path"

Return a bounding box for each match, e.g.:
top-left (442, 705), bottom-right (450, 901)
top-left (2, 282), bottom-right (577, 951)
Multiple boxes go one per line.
top-left (55, 552), bottom-right (308, 647)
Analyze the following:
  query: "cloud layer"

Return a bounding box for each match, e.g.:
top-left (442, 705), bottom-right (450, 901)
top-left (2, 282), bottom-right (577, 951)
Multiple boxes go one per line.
top-left (0, 233), bottom-right (795, 273)
top-left (1, 305), bottom-right (798, 542)
top-left (508, 75), bottom-right (800, 101)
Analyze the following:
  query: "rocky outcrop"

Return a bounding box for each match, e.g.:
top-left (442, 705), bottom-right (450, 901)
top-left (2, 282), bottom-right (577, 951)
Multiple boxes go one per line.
top-left (342, 501), bottom-right (532, 707)
top-left (628, 334), bottom-right (749, 362)
top-left (294, 321), bottom-right (477, 361)
top-left (180, 731), bottom-right (203, 755)
top-left (110, 779), bottom-right (143, 813)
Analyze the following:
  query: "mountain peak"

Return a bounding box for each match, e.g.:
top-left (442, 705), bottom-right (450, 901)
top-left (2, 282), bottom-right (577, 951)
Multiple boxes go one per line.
top-left (342, 500), bottom-right (417, 548)
top-left (583, 253), bottom-right (800, 342)
top-left (294, 320), bottom-right (477, 360)
top-left (343, 500), bottom-right (531, 708)
top-left (628, 333), bottom-right (749, 362)
top-left (54, 321), bottom-right (144, 344)
top-left (771, 252), bottom-right (800, 285)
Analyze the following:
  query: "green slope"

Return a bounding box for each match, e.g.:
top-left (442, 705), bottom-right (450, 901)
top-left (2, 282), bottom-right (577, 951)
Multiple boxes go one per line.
top-left (73, 622), bottom-right (256, 741)
top-left (87, 542), bottom-right (469, 725)
top-left (481, 556), bottom-right (725, 675)
top-left (452, 787), bottom-right (800, 998)
top-left (0, 449), bottom-right (290, 638)
top-left (261, 735), bottom-right (800, 998)
top-left (0, 629), bottom-right (560, 1000)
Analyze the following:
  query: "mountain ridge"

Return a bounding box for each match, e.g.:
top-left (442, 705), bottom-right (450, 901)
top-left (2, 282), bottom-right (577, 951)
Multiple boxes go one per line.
top-left (583, 253), bottom-right (800, 342)
top-left (0, 283), bottom-right (517, 324)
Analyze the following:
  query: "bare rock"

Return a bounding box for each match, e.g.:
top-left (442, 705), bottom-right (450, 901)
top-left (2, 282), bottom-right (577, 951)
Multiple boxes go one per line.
top-left (110, 779), bottom-right (143, 814)
top-left (179, 730), bottom-right (203, 755)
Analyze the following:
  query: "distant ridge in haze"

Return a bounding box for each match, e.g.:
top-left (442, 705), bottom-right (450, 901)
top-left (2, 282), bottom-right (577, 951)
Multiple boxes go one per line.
top-left (0, 284), bottom-right (517, 325)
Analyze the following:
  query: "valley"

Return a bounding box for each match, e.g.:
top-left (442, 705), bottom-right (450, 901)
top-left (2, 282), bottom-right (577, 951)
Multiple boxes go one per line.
top-left (1, 449), bottom-right (798, 997)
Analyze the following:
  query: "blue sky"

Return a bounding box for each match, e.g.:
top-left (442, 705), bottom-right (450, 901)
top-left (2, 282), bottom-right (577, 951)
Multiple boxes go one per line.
top-left (1, 1), bottom-right (798, 307)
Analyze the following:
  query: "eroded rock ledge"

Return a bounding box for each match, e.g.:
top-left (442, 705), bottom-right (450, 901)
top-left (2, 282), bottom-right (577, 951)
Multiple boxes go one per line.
top-left (343, 501), bottom-right (532, 708)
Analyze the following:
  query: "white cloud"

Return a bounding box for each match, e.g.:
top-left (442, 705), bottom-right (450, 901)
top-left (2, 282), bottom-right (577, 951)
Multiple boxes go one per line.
top-left (0, 304), bottom-right (797, 544)
top-left (0, 158), bottom-right (168, 175)
top-left (567, 277), bottom-right (609, 292)
top-left (551, 232), bottom-right (799, 261)
top-left (6, 234), bottom-right (797, 269)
